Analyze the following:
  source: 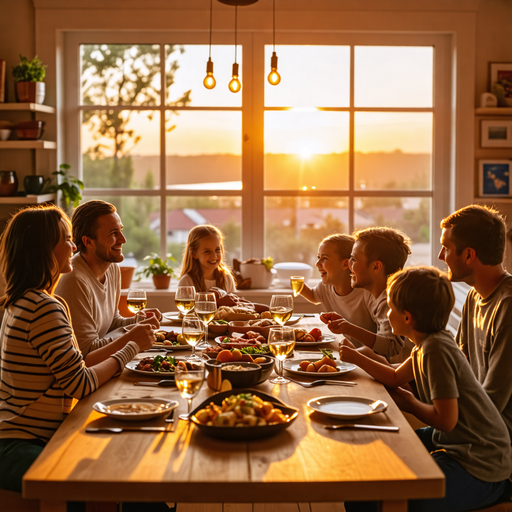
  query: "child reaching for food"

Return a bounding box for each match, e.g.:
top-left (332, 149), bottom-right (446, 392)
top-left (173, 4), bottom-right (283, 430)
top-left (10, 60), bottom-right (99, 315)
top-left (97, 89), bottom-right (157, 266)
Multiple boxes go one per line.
top-left (341, 266), bottom-right (512, 512)
top-left (179, 224), bottom-right (237, 294)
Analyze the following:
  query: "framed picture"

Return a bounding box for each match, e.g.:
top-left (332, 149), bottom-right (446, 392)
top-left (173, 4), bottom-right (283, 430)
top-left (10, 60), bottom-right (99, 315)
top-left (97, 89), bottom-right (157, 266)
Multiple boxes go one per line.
top-left (479, 160), bottom-right (511, 197)
top-left (481, 120), bottom-right (512, 147)
top-left (490, 62), bottom-right (512, 106)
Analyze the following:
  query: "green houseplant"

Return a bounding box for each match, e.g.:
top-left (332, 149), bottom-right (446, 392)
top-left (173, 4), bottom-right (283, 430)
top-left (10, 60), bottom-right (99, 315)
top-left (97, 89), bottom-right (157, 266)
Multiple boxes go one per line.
top-left (43, 163), bottom-right (84, 213)
top-left (138, 253), bottom-right (176, 289)
top-left (12, 55), bottom-right (47, 103)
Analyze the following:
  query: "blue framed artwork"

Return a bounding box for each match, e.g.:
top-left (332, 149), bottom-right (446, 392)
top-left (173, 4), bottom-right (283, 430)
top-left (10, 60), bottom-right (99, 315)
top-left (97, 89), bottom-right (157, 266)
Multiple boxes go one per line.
top-left (479, 160), bottom-right (511, 197)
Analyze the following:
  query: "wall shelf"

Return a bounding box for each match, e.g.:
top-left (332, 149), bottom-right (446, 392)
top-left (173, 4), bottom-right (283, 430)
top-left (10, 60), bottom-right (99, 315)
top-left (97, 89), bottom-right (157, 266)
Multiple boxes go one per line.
top-left (0, 140), bottom-right (56, 149)
top-left (475, 107), bottom-right (512, 116)
top-left (0, 103), bottom-right (56, 114)
top-left (0, 193), bottom-right (56, 204)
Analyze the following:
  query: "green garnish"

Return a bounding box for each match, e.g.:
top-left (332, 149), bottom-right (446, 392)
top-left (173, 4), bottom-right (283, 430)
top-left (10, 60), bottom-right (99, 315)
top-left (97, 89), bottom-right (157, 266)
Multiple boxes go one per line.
top-left (214, 319), bottom-right (228, 325)
top-left (320, 348), bottom-right (335, 360)
top-left (240, 346), bottom-right (271, 355)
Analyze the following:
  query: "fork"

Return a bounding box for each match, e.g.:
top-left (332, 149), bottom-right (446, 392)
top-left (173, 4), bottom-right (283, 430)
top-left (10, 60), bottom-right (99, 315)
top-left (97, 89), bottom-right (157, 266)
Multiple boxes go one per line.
top-left (287, 377), bottom-right (356, 388)
top-left (165, 409), bottom-right (175, 425)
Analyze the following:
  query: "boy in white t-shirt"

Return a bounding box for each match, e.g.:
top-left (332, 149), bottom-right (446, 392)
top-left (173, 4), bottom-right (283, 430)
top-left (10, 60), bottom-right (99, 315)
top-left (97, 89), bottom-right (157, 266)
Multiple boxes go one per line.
top-left (299, 234), bottom-right (376, 346)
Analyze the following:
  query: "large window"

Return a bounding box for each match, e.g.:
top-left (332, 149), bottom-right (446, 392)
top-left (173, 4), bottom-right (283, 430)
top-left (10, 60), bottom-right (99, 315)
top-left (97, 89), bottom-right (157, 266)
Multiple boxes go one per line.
top-left (66, 32), bottom-right (449, 269)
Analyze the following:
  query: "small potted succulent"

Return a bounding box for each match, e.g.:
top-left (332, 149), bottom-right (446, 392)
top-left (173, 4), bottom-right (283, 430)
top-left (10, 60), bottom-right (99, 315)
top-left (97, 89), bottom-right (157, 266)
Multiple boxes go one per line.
top-left (12, 55), bottom-right (47, 104)
top-left (138, 253), bottom-right (176, 289)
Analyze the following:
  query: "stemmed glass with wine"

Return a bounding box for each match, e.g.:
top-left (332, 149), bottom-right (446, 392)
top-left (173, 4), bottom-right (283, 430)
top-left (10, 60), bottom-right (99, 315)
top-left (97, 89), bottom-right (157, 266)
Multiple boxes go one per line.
top-left (269, 294), bottom-right (293, 326)
top-left (195, 292), bottom-right (217, 349)
top-left (175, 359), bottom-right (205, 421)
top-left (182, 312), bottom-right (205, 361)
top-left (290, 276), bottom-right (305, 297)
top-left (175, 286), bottom-right (196, 316)
top-left (126, 288), bottom-right (147, 322)
top-left (268, 326), bottom-right (295, 385)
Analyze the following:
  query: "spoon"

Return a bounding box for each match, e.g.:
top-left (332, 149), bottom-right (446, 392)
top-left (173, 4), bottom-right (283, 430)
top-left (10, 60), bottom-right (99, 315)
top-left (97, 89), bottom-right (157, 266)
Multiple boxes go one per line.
top-left (134, 380), bottom-right (175, 387)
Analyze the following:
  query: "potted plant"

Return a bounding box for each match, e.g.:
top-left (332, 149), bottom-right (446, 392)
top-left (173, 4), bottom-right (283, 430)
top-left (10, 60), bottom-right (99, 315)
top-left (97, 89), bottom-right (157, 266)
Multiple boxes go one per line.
top-left (137, 253), bottom-right (176, 289)
top-left (43, 163), bottom-right (84, 214)
top-left (12, 55), bottom-right (47, 104)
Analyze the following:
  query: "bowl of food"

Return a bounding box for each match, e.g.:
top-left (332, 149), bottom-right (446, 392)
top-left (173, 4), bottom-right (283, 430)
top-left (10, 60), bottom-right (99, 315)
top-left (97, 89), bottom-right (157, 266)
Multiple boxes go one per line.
top-left (190, 389), bottom-right (299, 440)
top-left (209, 320), bottom-right (229, 336)
top-left (273, 262), bottom-right (313, 285)
top-left (14, 120), bottom-right (45, 140)
top-left (205, 360), bottom-right (262, 388)
top-left (206, 351), bottom-right (274, 386)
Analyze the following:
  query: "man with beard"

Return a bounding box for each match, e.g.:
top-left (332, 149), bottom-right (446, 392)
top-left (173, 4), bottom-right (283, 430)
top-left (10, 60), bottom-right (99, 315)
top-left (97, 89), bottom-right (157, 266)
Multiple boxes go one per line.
top-left (56, 200), bottom-right (162, 365)
top-left (439, 205), bottom-right (512, 445)
top-left (325, 226), bottom-right (414, 363)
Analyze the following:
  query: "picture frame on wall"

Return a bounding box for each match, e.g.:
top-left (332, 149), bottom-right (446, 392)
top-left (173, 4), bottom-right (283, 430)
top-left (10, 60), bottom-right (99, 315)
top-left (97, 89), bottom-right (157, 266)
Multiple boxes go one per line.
top-left (490, 62), bottom-right (512, 107)
top-left (479, 160), bottom-right (511, 197)
top-left (481, 120), bottom-right (512, 148)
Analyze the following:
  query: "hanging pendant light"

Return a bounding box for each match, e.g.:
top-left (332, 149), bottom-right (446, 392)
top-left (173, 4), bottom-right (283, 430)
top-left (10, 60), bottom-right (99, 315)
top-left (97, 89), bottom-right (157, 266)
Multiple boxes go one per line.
top-left (203, 0), bottom-right (216, 89)
top-left (267, 0), bottom-right (281, 86)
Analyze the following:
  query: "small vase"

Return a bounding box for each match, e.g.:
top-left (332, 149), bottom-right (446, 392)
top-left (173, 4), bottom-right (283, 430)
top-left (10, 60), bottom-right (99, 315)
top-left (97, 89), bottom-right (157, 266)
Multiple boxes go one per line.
top-left (16, 82), bottom-right (45, 104)
top-left (152, 274), bottom-right (171, 290)
top-left (0, 171), bottom-right (19, 196)
top-left (24, 175), bottom-right (44, 195)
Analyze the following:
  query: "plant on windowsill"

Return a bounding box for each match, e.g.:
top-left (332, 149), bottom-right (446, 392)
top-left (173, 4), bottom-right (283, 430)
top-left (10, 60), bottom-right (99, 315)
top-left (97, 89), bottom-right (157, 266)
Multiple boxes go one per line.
top-left (43, 163), bottom-right (84, 214)
top-left (12, 54), bottom-right (47, 104)
top-left (137, 253), bottom-right (177, 290)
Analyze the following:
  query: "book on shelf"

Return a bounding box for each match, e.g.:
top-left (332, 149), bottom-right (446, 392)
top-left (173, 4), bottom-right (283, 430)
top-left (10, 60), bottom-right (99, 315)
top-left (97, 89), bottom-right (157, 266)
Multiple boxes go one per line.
top-left (0, 60), bottom-right (5, 103)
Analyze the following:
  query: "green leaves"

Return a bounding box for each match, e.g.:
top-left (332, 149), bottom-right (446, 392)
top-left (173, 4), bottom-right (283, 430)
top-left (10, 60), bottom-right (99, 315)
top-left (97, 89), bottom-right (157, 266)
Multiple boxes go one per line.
top-left (261, 257), bottom-right (274, 271)
top-left (320, 348), bottom-right (335, 360)
top-left (43, 164), bottom-right (84, 210)
top-left (137, 253), bottom-right (176, 278)
top-left (12, 55), bottom-right (47, 83)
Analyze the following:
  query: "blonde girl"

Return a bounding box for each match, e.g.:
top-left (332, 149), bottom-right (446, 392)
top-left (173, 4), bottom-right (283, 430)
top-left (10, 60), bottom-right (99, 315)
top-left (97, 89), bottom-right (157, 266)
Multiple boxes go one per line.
top-left (178, 224), bottom-right (236, 293)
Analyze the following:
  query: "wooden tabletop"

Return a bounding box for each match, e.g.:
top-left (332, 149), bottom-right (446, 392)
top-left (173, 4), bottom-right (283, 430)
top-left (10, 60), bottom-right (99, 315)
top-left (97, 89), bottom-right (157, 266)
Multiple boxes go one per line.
top-left (23, 316), bottom-right (444, 511)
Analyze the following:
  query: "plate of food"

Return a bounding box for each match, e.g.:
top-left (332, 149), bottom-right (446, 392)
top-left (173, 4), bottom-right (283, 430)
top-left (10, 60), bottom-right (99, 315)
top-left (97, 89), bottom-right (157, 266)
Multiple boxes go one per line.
top-left (294, 329), bottom-right (336, 346)
top-left (227, 315), bottom-right (303, 338)
top-left (307, 396), bottom-right (388, 420)
top-left (283, 356), bottom-right (356, 377)
top-left (215, 334), bottom-right (267, 350)
top-left (92, 398), bottom-right (178, 421)
top-left (190, 389), bottom-right (298, 440)
top-left (126, 356), bottom-right (199, 378)
top-left (124, 326), bottom-right (191, 350)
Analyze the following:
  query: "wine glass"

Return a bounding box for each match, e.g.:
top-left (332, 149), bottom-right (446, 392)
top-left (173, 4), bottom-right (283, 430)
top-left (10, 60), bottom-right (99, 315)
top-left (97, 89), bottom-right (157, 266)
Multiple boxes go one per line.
top-left (175, 286), bottom-right (196, 315)
top-left (182, 312), bottom-right (205, 361)
top-left (269, 294), bottom-right (293, 326)
top-left (195, 292), bottom-right (217, 350)
top-left (175, 360), bottom-right (205, 421)
top-left (268, 326), bottom-right (295, 385)
top-left (290, 276), bottom-right (305, 297)
top-left (126, 288), bottom-right (147, 323)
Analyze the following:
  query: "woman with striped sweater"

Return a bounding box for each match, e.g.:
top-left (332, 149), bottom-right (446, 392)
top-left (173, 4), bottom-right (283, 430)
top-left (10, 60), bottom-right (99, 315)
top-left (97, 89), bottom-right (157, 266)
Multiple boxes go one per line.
top-left (0, 206), bottom-right (155, 493)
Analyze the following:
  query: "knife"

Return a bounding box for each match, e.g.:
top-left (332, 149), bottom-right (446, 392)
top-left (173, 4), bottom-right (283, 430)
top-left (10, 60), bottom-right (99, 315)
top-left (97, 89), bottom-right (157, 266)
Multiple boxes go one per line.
top-left (86, 427), bottom-right (169, 434)
top-left (325, 424), bottom-right (399, 432)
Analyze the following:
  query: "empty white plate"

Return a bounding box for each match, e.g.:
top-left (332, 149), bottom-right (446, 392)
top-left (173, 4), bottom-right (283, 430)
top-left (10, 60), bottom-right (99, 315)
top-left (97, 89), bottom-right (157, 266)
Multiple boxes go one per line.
top-left (93, 398), bottom-right (178, 421)
top-left (307, 396), bottom-right (388, 420)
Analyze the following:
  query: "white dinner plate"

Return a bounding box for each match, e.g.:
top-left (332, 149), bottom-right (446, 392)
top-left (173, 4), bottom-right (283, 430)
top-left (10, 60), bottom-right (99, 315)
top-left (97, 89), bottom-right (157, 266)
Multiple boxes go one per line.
top-left (294, 333), bottom-right (336, 347)
top-left (163, 313), bottom-right (182, 324)
top-left (307, 396), bottom-right (388, 420)
top-left (123, 326), bottom-right (191, 350)
top-left (93, 398), bottom-right (178, 421)
top-left (283, 358), bottom-right (356, 377)
top-left (125, 358), bottom-right (185, 379)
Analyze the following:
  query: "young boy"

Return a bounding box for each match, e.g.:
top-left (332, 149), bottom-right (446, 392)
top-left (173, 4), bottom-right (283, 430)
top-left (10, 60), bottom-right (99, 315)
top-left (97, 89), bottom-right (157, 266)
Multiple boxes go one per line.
top-left (299, 234), bottom-right (377, 346)
top-left (341, 267), bottom-right (512, 512)
top-left (324, 226), bottom-right (413, 364)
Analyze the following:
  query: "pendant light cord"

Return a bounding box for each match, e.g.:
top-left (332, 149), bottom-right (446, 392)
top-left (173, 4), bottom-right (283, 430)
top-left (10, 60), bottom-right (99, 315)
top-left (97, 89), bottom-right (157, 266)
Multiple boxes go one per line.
top-left (273, 0), bottom-right (275, 52)
top-left (234, 5), bottom-right (238, 64)
top-left (209, 0), bottom-right (213, 59)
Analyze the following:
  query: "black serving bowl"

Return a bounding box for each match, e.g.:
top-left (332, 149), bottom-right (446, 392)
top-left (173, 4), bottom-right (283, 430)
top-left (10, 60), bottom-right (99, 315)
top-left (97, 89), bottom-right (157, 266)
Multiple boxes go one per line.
top-left (190, 388), bottom-right (299, 441)
top-left (205, 360), bottom-right (261, 388)
top-left (205, 354), bottom-right (274, 386)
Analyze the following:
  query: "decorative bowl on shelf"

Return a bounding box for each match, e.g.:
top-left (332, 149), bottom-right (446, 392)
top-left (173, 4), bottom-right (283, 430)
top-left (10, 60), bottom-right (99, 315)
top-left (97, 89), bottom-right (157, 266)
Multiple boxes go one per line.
top-left (0, 129), bottom-right (11, 141)
top-left (14, 120), bottom-right (45, 140)
top-left (239, 262), bottom-right (275, 289)
top-left (273, 262), bottom-right (313, 285)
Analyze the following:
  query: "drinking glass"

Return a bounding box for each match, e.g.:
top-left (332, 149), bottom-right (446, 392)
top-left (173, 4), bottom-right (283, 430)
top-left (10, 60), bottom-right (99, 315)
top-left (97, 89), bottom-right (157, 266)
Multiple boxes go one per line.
top-left (268, 326), bottom-right (295, 385)
top-left (290, 276), bottom-right (305, 297)
top-left (175, 286), bottom-right (196, 315)
top-left (182, 312), bottom-right (205, 361)
top-left (126, 288), bottom-right (147, 323)
top-left (269, 294), bottom-right (293, 326)
top-left (175, 360), bottom-right (205, 421)
top-left (195, 292), bottom-right (217, 349)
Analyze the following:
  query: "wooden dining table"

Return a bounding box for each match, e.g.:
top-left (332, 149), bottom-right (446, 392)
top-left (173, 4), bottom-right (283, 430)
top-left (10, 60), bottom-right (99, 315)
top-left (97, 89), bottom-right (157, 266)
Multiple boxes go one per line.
top-left (22, 316), bottom-right (444, 512)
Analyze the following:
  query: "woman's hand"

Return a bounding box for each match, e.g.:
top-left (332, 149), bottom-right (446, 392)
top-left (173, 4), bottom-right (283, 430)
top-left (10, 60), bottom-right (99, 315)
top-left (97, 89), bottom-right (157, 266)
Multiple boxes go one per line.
top-left (144, 308), bottom-right (163, 321)
top-left (139, 315), bottom-right (160, 329)
top-left (128, 324), bottom-right (156, 352)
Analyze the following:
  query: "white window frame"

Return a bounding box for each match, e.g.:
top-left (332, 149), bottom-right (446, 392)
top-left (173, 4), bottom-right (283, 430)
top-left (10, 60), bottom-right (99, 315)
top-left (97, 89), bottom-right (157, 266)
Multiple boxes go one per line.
top-left (64, 31), bottom-right (452, 264)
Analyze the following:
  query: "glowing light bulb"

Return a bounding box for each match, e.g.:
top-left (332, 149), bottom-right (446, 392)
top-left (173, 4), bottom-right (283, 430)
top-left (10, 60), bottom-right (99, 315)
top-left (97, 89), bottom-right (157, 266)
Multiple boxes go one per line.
top-left (268, 52), bottom-right (281, 86)
top-left (203, 58), bottom-right (216, 90)
top-left (228, 62), bottom-right (241, 93)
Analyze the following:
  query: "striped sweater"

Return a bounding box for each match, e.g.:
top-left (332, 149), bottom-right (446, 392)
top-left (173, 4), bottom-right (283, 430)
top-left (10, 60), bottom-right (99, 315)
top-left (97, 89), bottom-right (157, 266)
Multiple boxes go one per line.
top-left (0, 290), bottom-right (99, 442)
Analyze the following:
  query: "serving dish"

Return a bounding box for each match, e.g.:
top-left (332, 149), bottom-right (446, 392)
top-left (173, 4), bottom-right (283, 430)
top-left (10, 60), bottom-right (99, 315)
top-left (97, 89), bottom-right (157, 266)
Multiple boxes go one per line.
top-left (93, 398), bottom-right (178, 421)
top-left (205, 356), bottom-right (274, 387)
top-left (190, 389), bottom-right (298, 440)
top-left (307, 396), bottom-right (388, 420)
top-left (227, 314), bottom-right (303, 338)
top-left (283, 358), bottom-right (356, 377)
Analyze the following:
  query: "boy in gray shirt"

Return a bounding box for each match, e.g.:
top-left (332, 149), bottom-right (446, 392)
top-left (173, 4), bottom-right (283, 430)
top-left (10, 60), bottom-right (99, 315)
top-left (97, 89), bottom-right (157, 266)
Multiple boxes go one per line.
top-left (341, 267), bottom-right (511, 512)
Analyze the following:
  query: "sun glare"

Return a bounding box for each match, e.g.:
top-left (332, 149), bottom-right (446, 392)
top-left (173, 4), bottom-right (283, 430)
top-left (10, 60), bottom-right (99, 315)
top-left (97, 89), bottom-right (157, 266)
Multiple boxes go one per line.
top-left (299, 148), bottom-right (313, 159)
